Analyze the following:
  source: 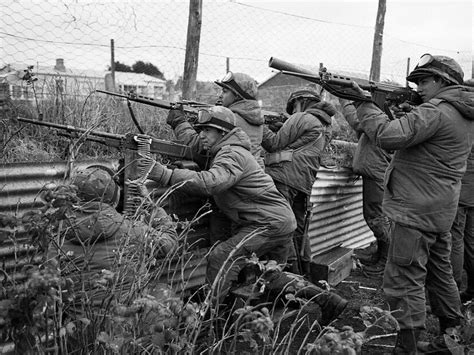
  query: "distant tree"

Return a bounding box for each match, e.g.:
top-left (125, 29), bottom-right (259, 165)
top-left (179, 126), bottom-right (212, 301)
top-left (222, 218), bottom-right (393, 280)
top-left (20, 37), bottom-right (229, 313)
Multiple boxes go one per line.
top-left (109, 60), bottom-right (165, 80)
top-left (132, 61), bottom-right (165, 80)
top-left (112, 61), bottom-right (133, 72)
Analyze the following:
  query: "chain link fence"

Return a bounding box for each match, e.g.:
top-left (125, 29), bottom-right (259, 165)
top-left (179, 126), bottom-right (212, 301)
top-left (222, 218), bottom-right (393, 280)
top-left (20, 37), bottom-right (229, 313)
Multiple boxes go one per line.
top-left (2, 0), bottom-right (471, 88)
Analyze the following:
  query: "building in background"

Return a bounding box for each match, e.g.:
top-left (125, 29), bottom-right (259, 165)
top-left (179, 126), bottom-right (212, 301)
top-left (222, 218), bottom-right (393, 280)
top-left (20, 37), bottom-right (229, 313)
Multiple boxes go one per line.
top-left (0, 59), bottom-right (105, 102)
top-left (0, 58), bottom-right (168, 105)
top-left (105, 72), bottom-right (166, 99)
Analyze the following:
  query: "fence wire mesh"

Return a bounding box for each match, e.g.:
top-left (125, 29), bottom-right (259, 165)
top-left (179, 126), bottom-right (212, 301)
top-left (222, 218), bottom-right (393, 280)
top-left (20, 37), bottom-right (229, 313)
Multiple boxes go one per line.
top-left (2, 0), bottom-right (471, 88)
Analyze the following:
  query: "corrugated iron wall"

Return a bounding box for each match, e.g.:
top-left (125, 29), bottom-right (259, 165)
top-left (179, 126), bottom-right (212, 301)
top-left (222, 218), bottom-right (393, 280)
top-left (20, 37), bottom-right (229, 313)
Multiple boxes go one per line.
top-left (308, 167), bottom-right (374, 256)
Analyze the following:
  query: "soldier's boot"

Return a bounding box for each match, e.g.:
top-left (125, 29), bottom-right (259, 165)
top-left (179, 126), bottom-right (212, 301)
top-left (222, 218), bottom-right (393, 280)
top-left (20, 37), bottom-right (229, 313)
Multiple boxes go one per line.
top-left (417, 317), bottom-right (461, 354)
top-left (460, 276), bottom-right (474, 303)
top-left (265, 271), bottom-right (348, 326)
top-left (362, 240), bottom-right (389, 277)
top-left (353, 241), bottom-right (379, 265)
top-left (393, 329), bottom-right (421, 355)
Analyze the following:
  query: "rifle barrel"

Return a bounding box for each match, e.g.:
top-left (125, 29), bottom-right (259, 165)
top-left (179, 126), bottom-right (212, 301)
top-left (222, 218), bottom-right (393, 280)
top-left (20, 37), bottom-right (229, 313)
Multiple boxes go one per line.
top-left (269, 57), bottom-right (316, 76)
top-left (17, 117), bottom-right (122, 139)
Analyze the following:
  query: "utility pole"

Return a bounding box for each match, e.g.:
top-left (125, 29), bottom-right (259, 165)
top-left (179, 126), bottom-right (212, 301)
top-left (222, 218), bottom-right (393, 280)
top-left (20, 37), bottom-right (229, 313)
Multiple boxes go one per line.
top-left (110, 39), bottom-right (116, 91)
top-left (370, 0), bottom-right (386, 82)
top-left (182, 0), bottom-right (202, 100)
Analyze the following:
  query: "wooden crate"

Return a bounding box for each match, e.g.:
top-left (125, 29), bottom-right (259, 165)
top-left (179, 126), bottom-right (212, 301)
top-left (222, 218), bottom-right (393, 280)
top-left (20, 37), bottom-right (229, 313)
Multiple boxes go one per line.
top-left (309, 246), bottom-right (353, 286)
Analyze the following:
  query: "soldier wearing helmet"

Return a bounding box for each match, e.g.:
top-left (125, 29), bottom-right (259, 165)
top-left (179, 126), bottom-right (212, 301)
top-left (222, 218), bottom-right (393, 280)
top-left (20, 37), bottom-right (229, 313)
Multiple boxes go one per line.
top-left (136, 106), bottom-right (297, 302)
top-left (59, 165), bottom-right (178, 306)
top-left (166, 72), bottom-right (265, 168)
top-left (261, 86), bottom-right (335, 277)
top-left (349, 53), bottom-right (474, 354)
top-left (214, 71), bottom-right (265, 168)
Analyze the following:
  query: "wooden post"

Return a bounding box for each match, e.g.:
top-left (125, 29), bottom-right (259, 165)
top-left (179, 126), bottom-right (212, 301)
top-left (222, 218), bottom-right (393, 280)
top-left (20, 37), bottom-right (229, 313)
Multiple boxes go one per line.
top-left (406, 57), bottom-right (411, 87)
top-left (110, 39), bottom-right (116, 91)
top-left (369, 0), bottom-right (386, 82)
top-left (226, 57), bottom-right (230, 73)
top-left (182, 0), bottom-right (202, 100)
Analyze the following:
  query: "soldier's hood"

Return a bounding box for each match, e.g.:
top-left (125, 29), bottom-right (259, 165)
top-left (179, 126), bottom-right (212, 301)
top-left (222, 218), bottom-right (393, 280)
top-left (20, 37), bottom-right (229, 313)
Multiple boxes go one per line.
top-left (435, 85), bottom-right (474, 121)
top-left (228, 99), bottom-right (265, 125)
top-left (305, 108), bottom-right (333, 125)
top-left (209, 127), bottom-right (252, 156)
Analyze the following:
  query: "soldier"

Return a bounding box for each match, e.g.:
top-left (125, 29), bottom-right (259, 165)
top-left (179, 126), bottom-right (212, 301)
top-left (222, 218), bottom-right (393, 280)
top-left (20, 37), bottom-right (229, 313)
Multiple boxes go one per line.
top-left (166, 71), bottom-right (265, 169)
top-left (261, 87), bottom-right (335, 277)
top-left (58, 166), bottom-right (178, 307)
top-left (351, 54), bottom-right (474, 354)
top-left (339, 98), bottom-right (392, 277)
top-left (450, 145), bottom-right (474, 301)
top-left (142, 106), bottom-right (348, 324)
top-left (214, 71), bottom-right (265, 168)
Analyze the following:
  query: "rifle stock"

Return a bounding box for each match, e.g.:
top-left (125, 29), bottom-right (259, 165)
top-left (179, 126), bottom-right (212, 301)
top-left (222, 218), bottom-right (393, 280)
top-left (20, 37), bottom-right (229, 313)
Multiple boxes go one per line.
top-left (268, 57), bottom-right (421, 111)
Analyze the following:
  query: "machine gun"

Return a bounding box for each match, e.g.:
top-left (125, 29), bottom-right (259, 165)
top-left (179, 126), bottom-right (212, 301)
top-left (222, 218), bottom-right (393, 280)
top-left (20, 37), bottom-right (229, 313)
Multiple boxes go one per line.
top-left (96, 90), bottom-right (212, 132)
top-left (268, 57), bottom-right (422, 119)
top-left (17, 116), bottom-right (196, 216)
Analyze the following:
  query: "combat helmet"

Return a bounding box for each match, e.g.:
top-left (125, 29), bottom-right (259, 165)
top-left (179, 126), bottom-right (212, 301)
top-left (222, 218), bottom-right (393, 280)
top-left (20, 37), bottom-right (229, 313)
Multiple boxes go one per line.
top-left (72, 165), bottom-right (120, 205)
top-left (194, 106), bottom-right (237, 133)
top-left (286, 87), bottom-right (321, 114)
top-left (407, 54), bottom-right (464, 85)
top-left (215, 72), bottom-right (258, 100)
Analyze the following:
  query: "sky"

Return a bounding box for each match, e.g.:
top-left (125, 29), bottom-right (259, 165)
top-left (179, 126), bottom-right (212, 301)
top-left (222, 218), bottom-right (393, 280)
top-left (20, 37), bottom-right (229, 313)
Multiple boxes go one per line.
top-left (237, 0), bottom-right (472, 53)
top-left (235, 0), bottom-right (473, 79)
top-left (1, 0), bottom-right (472, 84)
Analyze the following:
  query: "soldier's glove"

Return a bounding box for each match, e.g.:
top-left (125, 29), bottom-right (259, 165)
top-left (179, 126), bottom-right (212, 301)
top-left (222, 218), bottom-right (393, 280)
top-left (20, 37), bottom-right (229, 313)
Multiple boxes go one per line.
top-left (166, 108), bottom-right (187, 129)
top-left (151, 207), bottom-right (174, 229)
top-left (268, 121), bottom-right (284, 132)
top-left (392, 102), bottom-right (413, 118)
top-left (148, 161), bottom-right (173, 186)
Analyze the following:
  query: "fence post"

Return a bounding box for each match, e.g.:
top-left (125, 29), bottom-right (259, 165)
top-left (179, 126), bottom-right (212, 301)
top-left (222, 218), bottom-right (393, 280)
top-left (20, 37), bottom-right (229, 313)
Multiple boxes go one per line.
top-left (369, 0), bottom-right (386, 82)
top-left (182, 0), bottom-right (202, 100)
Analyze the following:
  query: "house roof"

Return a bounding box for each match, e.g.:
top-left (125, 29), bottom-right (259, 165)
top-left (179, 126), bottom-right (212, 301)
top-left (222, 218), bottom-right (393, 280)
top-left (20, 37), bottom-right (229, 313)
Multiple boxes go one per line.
top-left (112, 72), bottom-right (165, 85)
top-left (1, 62), bottom-right (106, 81)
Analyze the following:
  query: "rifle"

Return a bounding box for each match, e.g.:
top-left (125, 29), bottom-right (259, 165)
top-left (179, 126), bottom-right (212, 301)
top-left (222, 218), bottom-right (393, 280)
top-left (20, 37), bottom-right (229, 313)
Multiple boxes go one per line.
top-left (96, 90), bottom-right (212, 131)
top-left (17, 116), bottom-right (196, 215)
top-left (268, 57), bottom-right (422, 119)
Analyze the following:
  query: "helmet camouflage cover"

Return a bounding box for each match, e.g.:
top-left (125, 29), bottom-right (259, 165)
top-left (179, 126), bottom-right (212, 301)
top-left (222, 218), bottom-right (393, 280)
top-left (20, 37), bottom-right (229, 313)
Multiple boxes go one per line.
top-left (406, 54), bottom-right (464, 85)
top-left (286, 87), bottom-right (321, 114)
top-left (72, 166), bottom-right (119, 205)
top-left (194, 105), bottom-right (238, 133)
top-left (215, 72), bottom-right (258, 100)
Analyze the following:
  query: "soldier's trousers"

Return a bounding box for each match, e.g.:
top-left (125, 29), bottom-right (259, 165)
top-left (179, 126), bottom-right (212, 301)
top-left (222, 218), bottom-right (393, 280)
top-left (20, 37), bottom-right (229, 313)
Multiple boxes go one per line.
top-left (274, 181), bottom-right (312, 274)
top-left (450, 205), bottom-right (474, 288)
top-left (383, 222), bottom-right (463, 330)
top-left (206, 225), bottom-right (292, 300)
top-left (362, 177), bottom-right (391, 244)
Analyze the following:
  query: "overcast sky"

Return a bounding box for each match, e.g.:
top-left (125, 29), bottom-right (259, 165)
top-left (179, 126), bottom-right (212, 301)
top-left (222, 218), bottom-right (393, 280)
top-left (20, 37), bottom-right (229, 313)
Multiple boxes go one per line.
top-left (237, 0), bottom-right (473, 80)
top-left (239, 0), bottom-right (472, 53)
top-left (1, 0), bottom-right (472, 83)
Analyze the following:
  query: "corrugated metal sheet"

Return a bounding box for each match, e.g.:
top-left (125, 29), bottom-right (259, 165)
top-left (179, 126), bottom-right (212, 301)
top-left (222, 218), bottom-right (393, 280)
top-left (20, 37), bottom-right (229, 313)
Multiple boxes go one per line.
top-left (308, 167), bottom-right (375, 256)
top-left (0, 160), bottom-right (119, 215)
